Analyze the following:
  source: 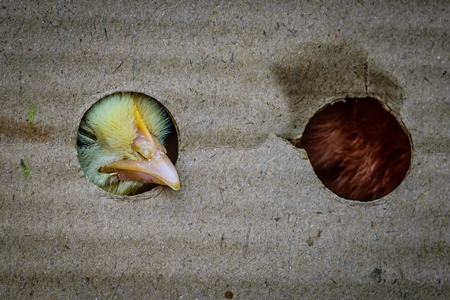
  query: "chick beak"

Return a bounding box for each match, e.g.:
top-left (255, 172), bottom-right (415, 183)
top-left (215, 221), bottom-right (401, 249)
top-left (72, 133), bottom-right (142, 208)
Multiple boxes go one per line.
top-left (100, 108), bottom-right (180, 191)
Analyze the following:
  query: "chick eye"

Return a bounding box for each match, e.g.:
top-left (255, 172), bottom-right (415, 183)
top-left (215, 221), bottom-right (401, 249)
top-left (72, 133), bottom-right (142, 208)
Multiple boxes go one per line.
top-left (77, 126), bottom-right (97, 147)
top-left (135, 148), bottom-right (151, 159)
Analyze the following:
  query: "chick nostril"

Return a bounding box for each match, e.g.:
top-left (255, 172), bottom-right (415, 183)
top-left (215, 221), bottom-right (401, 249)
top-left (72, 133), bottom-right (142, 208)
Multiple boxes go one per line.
top-left (297, 97), bottom-right (412, 202)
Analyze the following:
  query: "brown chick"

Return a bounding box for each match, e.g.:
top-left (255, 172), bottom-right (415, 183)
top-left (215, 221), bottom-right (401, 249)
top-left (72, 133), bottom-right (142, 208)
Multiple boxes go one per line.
top-left (295, 97), bottom-right (411, 201)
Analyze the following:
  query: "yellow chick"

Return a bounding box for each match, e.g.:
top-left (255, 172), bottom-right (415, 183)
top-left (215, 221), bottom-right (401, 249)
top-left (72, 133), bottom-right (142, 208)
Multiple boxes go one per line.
top-left (77, 92), bottom-right (180, 195)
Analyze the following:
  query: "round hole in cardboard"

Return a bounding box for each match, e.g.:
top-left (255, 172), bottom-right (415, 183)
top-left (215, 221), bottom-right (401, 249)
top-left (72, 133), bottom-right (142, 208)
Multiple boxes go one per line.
top-left (298, 97), bottom-right (411, 201)
top-left (224, 290), bottom-right (234, 299)
top-left (76, 91), bottom-right (180, 196)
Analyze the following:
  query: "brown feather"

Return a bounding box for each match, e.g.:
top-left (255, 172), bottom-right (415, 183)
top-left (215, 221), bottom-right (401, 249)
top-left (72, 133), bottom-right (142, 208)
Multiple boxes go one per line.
top-left (299, 97), bottom-right (411, 201)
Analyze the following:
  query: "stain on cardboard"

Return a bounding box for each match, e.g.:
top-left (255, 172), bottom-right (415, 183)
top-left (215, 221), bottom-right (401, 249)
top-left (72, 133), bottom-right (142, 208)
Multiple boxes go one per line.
top-left (272, 42), bottom-right (404, 139)
top-left (0, 116), bottom-right (53, 142)
top-left (306, 229), bottom-right (322, 247)
top-left (370, 267), bottom-right (385, 283)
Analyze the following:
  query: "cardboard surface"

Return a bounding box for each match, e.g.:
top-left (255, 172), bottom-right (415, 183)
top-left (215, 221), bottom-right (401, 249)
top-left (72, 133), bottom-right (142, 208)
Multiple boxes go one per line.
top-left (1, 1), bottom-right (449, 298)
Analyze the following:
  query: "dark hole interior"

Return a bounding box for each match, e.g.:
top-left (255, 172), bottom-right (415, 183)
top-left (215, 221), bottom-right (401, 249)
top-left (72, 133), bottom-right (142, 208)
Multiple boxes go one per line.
top-left (298, 97), bottom-right (411, 201)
